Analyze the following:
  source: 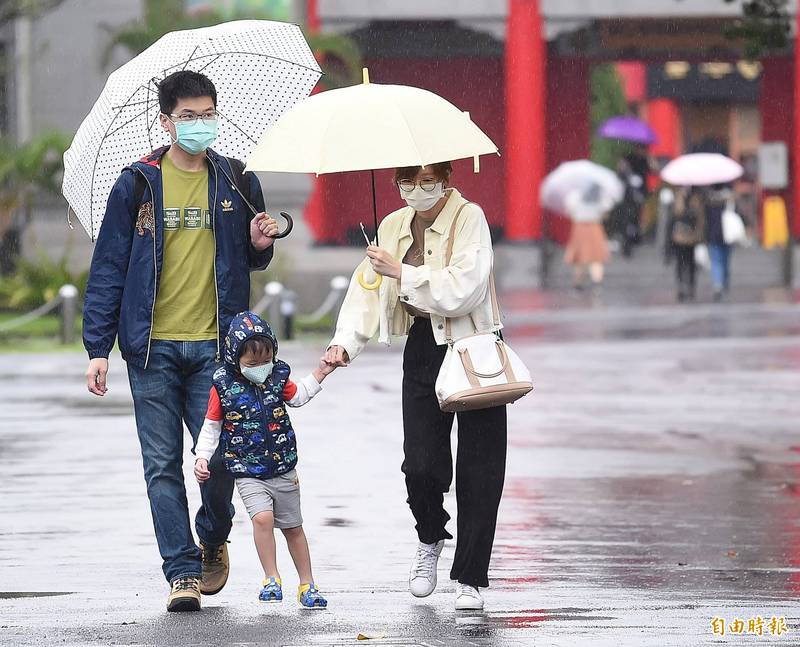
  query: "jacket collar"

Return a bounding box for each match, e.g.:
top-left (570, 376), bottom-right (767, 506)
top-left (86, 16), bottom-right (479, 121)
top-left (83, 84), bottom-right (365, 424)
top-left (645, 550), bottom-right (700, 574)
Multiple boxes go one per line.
top-left (132, 145), bottom-right (226, 178)
top-left (398, 188), bottom-right (465, 240)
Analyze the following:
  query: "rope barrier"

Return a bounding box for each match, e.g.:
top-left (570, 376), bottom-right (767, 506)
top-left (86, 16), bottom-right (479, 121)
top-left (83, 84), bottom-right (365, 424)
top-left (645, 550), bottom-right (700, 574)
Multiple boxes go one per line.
top-left (0, 295), bottom-right (63, 332)
top-left (252, 277), bottom-right (349, 336)
top-left (0, 285), bottom-right (79, 344)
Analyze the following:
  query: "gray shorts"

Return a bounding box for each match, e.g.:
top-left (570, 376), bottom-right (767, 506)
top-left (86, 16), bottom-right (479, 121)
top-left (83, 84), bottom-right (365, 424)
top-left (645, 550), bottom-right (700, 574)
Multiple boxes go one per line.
top-left (235, 470), bottom-right (303, 528)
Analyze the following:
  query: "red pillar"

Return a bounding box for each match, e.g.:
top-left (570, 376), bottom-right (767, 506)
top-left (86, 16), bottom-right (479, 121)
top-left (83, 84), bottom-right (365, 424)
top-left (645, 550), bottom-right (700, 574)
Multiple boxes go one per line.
top-left (505, 0), bottom-right (546, 241)
top-left (647, 98), bottom-right (681, 159)
top-left (793, 13), bottom-right (800, 237)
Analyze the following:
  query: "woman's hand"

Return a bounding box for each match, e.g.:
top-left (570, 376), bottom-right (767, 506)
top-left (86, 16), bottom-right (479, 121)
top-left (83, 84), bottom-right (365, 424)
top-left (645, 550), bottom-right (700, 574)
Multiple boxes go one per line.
top-left (367, 245), bottom-right (402, 280)
top-left (325, 345), bottom-right (350, 368)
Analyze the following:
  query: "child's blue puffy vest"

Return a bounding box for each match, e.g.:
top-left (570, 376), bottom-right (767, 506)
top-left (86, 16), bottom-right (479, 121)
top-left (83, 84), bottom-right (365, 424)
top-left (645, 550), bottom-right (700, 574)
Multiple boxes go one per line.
top-left (211, 311), bottom-right (298, 479)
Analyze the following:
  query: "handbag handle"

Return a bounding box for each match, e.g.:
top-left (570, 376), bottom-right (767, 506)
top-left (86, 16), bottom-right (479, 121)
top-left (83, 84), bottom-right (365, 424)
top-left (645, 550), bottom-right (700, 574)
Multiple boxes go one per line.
top-left (458, 340), bottom-right (510, 379)
top-left (443, 202), bottom-right (501, 344)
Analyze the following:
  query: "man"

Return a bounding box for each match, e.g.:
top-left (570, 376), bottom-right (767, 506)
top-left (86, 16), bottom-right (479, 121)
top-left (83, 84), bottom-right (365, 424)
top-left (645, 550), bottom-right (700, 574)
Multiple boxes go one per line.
top-left (83, 70), bottom-right (279, 612)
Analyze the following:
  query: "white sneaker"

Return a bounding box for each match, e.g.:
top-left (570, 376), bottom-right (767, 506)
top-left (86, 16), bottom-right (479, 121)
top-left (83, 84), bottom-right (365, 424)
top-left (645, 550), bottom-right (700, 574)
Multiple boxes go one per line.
top-left (454, 583), bottom-right (484, 610)
top-left (408, 540), bottom-right (444, 597)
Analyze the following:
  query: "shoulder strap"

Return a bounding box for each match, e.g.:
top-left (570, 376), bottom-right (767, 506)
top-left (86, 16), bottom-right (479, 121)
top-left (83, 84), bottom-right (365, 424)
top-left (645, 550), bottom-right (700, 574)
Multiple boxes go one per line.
top-left (134, 171), bottom-right (147, 207)
top-left (444, 202), bottom-right (501, 344)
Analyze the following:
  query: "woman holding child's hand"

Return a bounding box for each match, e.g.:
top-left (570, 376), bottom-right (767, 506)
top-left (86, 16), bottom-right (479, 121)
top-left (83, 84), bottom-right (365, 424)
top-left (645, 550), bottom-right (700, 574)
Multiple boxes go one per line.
top-left (323, 163), bottom-right (506, 612)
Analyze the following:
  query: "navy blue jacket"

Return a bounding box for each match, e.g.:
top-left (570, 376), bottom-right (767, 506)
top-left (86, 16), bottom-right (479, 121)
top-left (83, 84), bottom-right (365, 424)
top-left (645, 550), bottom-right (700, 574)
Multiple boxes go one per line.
top-left (213, 311), bottom-right (298, 479)
top-left (83, 147), bottom-right (273, 368)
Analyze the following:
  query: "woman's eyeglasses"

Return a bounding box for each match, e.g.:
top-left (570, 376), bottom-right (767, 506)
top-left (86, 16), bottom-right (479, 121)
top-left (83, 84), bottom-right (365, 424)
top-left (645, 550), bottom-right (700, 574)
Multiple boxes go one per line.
top-left (397, 179), bottom-right (439, 193)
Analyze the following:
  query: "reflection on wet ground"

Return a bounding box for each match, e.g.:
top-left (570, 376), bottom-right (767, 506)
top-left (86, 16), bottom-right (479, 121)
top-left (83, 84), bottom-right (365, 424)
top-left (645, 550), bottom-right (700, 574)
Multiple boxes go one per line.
top-left (1, 300), bottom-right (800, 645)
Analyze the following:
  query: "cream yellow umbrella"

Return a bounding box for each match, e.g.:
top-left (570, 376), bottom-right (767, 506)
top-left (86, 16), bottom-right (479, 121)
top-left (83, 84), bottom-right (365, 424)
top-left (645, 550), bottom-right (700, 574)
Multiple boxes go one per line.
top-left (247, 69), bottom-right (498, 289)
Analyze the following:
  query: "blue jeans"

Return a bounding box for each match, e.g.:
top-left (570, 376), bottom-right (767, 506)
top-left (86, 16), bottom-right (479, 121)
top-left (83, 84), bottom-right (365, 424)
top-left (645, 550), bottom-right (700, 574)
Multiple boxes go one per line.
top-left (127, 340), bottom-right (234, 583)
top-left (708, 243), bottom-right (732, 292)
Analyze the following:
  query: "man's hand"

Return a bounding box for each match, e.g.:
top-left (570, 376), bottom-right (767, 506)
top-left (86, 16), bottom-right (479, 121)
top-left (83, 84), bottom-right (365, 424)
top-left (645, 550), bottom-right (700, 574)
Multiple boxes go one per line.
top-left (250, 213), bottom-right (279, 251)
top-left (366, 245), bottom-right (402, 280)
top-left (86, 358), bottom-right (109, 396)
top-left (324, 345), bottom-right (350, 368)
top-left (194, 458), bottom-right (211, 483)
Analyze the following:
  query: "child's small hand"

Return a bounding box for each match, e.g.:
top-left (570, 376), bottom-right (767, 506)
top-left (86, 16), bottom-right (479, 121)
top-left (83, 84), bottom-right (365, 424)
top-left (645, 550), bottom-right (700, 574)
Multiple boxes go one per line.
top-left (319, 357), bottom-right (337, 376)
top-left (194, 458), bottom-right (211, 483)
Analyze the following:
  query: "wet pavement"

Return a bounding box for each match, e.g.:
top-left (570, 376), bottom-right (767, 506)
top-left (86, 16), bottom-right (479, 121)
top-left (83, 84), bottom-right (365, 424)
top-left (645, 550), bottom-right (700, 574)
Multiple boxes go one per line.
top-left (2, 296), bottom-right (800, 646)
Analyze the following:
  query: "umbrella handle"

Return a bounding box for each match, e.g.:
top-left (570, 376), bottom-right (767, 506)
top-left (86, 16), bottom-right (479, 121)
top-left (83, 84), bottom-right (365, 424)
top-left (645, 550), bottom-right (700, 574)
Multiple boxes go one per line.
top-left (357, 270), bottom-right (382, 291)
top-left (271, 211), bottom-right (293, 239)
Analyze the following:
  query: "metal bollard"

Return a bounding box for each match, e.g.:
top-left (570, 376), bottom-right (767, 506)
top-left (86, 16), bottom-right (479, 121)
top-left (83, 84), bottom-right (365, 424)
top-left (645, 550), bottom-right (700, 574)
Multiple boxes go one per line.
top-left (264, 281), bottom-right (284, 332)
top-left (280, 290), bottom-right (297, 340)
top-left (330, 275), bottom-right (349, 336)
top-left (59, 284), bottom-right (79, 345)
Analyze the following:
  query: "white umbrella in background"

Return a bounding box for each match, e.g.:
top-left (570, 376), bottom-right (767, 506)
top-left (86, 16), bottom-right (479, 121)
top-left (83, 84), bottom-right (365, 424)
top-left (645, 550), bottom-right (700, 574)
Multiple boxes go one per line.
top-left (660, 153), bottom-right (743, 187)
top-left (540, 160), bottom-right (624, 216)
top-left (63, 20), bottom-right (321, 240)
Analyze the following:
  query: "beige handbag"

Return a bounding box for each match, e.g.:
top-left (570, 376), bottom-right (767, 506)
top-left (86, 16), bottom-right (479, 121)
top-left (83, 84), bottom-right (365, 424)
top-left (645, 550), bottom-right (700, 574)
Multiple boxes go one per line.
top-left (435, 204), bottom-right (533, 412)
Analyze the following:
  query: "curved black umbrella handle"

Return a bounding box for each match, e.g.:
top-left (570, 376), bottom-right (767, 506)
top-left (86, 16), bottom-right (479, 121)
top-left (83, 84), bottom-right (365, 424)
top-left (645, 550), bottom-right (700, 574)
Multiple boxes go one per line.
top-left (272, 211), bottom-right (294, 239)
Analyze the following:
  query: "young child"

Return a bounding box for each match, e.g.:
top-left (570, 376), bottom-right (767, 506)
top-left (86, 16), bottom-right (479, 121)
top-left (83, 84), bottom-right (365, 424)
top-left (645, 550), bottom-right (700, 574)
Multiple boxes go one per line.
top-left (194, 311), bottom-right (334, 608)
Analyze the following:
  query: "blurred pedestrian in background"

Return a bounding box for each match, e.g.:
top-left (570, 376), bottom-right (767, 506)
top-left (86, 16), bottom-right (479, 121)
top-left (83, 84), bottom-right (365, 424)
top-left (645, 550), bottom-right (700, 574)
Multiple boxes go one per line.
top-left (564, 183), bottom-right (612, 293)
top-left (610, 157), bottom-right (645, 258)
top-left (667, 187), bottom-right (704, 302)
top-left (703, 183), bottom-right (735, 301)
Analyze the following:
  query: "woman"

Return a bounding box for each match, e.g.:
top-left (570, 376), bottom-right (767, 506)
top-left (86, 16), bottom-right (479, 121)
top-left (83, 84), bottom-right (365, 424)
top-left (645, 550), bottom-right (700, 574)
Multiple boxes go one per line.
top-left (324, 162), bottom-right (506, 611)
top-left (667, 187), bottom-right (704, 302)
top-left (563, 182), bottom-right (612, 292)
top-left (703, 183), bottom-right (734, 301)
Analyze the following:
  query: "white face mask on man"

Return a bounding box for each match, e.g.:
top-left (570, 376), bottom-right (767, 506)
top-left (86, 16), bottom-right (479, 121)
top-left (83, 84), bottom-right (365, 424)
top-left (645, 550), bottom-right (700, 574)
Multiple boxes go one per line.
top-left (400, 182), bottom-right (445, 212)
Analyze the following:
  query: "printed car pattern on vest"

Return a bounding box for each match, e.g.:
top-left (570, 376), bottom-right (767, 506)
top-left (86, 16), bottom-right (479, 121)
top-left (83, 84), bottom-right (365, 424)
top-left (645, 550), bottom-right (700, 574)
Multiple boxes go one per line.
top-left (212, 311), bottom-right (298, 479)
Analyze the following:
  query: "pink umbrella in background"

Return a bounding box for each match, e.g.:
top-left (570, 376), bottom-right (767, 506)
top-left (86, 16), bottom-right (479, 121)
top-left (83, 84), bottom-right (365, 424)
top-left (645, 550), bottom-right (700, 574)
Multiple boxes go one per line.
top-left (597, 115), bottom-right (658, 145)
top-left (660, 153), bottom-right (743, 186)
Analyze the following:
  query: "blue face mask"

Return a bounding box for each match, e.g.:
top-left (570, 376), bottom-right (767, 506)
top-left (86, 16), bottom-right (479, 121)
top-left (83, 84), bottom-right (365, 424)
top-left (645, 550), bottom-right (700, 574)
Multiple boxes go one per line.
top-left (174, 119), bottom-right (218, 155)
top-left (240, 362), bottom-right (274, 384)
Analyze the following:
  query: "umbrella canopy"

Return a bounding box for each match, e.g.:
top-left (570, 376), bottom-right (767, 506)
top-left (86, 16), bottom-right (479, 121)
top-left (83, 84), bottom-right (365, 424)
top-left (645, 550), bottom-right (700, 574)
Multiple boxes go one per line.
top-left (63, 20), bottom-right (321, 240)
top-left (660, 153), bottom-right (743, 186)
top-left (540, 160), bottom-right (624, 219)
top-left (597, 116), bottom-right (658, 145)
top-left (246, 72), bottom-right (498, 175)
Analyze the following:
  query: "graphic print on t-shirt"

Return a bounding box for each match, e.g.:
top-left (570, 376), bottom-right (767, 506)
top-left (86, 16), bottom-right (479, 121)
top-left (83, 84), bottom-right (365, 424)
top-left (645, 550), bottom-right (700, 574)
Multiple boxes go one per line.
top-left (151, 153), bottom-right (217, 341)
top-left (164, 208), bottom-right (180, 230)
top-left (164, 207), bottom-right (212, 231)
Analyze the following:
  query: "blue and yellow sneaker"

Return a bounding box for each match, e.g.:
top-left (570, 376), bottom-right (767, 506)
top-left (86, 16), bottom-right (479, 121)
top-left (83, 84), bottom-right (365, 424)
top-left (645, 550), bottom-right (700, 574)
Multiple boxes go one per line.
top-left (298, 582), bottom-right (327, 609)
top-left (259, 576), bottom-right (283, 603)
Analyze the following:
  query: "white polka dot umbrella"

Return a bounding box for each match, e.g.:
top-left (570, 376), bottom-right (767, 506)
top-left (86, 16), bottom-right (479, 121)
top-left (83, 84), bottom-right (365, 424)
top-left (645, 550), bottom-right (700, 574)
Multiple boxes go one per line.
top-left (62, 20), bottom-right (321, 240)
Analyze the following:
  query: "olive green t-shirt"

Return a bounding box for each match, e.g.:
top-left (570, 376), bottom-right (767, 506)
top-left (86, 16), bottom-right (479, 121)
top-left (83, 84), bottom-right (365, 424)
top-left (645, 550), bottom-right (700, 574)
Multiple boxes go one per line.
top-left (151, 154), bottom-right (217, 340)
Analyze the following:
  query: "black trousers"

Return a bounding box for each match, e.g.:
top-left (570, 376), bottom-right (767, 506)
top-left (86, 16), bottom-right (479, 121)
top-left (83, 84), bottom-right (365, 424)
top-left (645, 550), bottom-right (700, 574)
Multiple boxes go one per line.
top-left (674, 244), bottom-right (696, 297)
top-left (401, 318), bottom-right (507, 588)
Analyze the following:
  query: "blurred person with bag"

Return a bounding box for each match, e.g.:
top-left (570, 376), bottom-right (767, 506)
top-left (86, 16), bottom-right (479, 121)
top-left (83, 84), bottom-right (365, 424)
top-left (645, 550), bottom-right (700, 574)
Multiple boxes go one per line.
top-left (667, 187), bottom-right (705, 302)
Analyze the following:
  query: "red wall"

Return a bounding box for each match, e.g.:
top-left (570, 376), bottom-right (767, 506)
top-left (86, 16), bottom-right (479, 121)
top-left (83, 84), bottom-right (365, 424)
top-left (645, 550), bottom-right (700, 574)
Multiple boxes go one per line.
top-left (545, 57), bottom-right (591, 244)
top-left (315, 57), bottom-right (506, 245)
top-left (759, 56), bottom-right (794, 234)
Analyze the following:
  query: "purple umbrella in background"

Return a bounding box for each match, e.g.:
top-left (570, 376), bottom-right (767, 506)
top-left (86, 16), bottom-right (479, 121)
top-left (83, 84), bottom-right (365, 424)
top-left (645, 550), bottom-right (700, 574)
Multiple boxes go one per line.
top-left (597, 116), bottom-right (658, 145)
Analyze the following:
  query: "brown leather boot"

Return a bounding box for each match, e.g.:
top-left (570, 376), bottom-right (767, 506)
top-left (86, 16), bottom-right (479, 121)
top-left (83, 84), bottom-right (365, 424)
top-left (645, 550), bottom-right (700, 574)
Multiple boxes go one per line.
top-left (167, 576), bottom-right (201, 612)
top-left (200, 542), bottom-right (229, 595)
